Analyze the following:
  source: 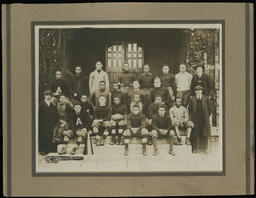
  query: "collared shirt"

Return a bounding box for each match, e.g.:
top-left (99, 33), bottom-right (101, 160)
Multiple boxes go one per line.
top-left (44, 99), bottom-right (51, 107)
top-left (175, 71), bottom-right (193, 92)
top-left (89, 70), bottom-right (110, 94)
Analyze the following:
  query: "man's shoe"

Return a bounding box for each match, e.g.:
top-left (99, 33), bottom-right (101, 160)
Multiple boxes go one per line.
top-left (124, 145), bottom-right (129, 156)
top-left (142, 145), bottom-right (147, 156)
top-left (169, 148), bottom-right (176, 156)
top-left (96, 139), bottom-right (101, 146)
top-left (175, 138), bottom-right (183, 145)
top-left (185, 138), bottom-right (191, 145)
top-left (100, 139), bottom-right (105, 146)
top-left (153, 148), bottom-right (158, 156)
top-left (110, 137), bottom-right (114, 145)
top-left (71, 146), bottom-right (78, 155)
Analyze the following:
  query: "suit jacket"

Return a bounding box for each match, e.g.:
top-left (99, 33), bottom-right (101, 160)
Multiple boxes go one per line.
top-left (188, 95), bottom-right (212, 137)
top-left (191, 73), bottom-right (215, 96)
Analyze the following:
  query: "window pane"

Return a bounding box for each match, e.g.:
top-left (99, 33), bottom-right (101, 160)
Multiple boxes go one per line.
top-left (133, 59), bottom-right (137, 68)
top-left (108, 59), bottom-right (112, 67)
top-left (118, 59), bottom-right (122, 67)
top-left (118, 45), bottom-right (122, 52)
top-left (138, 59), bottom-right (142, 68)
top-left (128, 44), bottom-right (132, 52)
top-left (133, 43), bottom-right (137, 52)
top-left (128, 59), bottom-right (132, 67)
top-left (138, 47), bottom-right (142, 52)
top-left (113, 45), bottom-right (117, 52)
top-left (113, 59), bottom-right (117, 67)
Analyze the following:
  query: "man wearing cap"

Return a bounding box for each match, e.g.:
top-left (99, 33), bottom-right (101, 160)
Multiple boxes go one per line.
top-left (39, 90), bottom-right (58, 155)
top-left (191, 65), bottom-right (215, 97)
top-left (188, 85), bottom-right (212, 153)
top-left (89, 61), bottom-right (110, 94)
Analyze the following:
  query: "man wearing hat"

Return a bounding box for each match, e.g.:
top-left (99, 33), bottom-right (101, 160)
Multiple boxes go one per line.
top-left (39, 90), bottom-right (58, 155)
top-left (188, 85), bottom-right (212, 153)
top-left (191, 65), bottom-right (215, 97)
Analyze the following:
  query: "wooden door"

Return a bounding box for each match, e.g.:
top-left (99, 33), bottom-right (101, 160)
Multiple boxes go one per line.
top-left (105, 42), bottom-right (144, 87)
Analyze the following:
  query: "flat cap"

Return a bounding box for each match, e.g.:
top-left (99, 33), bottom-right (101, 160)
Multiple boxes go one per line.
top-left (43, 90), bottom-right (52, 95)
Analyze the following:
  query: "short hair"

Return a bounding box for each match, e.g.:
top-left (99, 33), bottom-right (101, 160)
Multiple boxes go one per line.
top-left (154, 76), bottom-right (161, 82)
top-left (158, 104), bottom-right (167, 110)
top-left (73, 102), bottom-right (81, 107)
top-left (75, 65), bottom-right (82, 69)
top-left (133, 80), bottom-right (140, 84)
top-left (155, 95), bottom-right (162, 99)
top-left (123, 63), bottom-right (129, 66)
top-left (56, 69), bottom-right (62, 74)
top-left (99, 80), bottom-right (106, 85)
top-left (144, 64), bottom-right (150, 68)
top-left (80, 92), bottom-right (88, 97)
top-left (98, 95), bottom-right (107, 99)
top-left (162, 64), bottom-right (169, 68)
top-left (132, 104), bottom-right (140, 109)
top-left (180, 63), bottom-right (186, 67)
top-left (176, 97), bottom-right (182, 101)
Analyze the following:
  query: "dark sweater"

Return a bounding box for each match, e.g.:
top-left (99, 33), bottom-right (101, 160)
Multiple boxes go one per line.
top-left (152, 113), bottom-right (172, 130)
top-left (159, 73), bottom-right (176, 95)
top-left (94, 106), bottom-right (112, 120)
top-left (111, 90), bottom-right (128, 105)
top-left (149, 87), bottom-right (171, 106)
top-left (112, 103), bottom-right (128, 115)
top-left (126, 113), bottom-right (147, 128)
top-left (70, 111), bottom-right (92, 130)
top-left (49, 78), bottom-right (71, 97)
top-left (147, 103), bottom-right (167, 119)
top-left (81, 101), bottom-right (94, 116)
top-left (139, 72), bottom-right (155, 89)
top-left (118, 71), bottom-right (136, 87)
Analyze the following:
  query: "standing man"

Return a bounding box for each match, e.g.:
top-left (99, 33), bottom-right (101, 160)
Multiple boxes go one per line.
top-left (139, 64), bottom-right (155, 89)
top-left (90, 81), bottom-right (111, 107)
top-left (188, 85), bottom-right (212, 153)
top-left (49, 70), bottom-right (71, 105)
top-left (39, 90), bottom-right (58, 155)
top-left (89, 61), bottom-right (110, 94)
top-left (71, 66), bottom-right (88, 101)
top-left (159, 64), bottom-right (176, 100)
top-left (151, 105), bottom-right (176, 156)
top-left (175, 64), bottom-right (193, 107)
top-left (118, 63), bottom-right (136, 93)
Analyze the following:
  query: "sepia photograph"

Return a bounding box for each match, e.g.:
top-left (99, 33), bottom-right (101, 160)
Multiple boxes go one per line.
top-left (34, 23), bottom-right (223, 173)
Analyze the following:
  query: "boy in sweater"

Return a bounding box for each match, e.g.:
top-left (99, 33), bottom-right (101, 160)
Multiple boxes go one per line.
top-left (123, 105), bottom-right (149, 156)
top-left (92, 95), bottom-right (112, 146)
top-left (151, 105), bottom-right (176, 156)
top-left (70, 102), bottom-right (92, 155)
top-left (110, 96), bottom-right (128, 145)
top-left (169, 97), bottom-right (194, 145)
top-left (52, 116), bottom-right (74, 155)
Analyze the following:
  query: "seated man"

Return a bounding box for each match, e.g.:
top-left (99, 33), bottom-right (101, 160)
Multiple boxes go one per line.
top-left (92, 95), bottom-right (112, 146)
top-left (52, 116), bottom-right (74, 155)
top-left (147, 95), bottom-right (167, 145)
top-left (110, 96), bottom-right (128, 145)
top-left (90, 80), bottom-right (111, 107)
top-left (151, 105), bottom-right (176, 156)
top-left (70, 102), bottom-right (92, 155)
top-left (111, 81), bottom-right (128, 106)
top-left (123, 105), bottom-right (149, 156)
top-left (169, 97), bottom-right (194, 145)
top-left (56, 94), bottom-right (73, 118)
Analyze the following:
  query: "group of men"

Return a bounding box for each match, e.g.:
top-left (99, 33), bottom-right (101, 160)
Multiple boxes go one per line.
top-left (39, 61), bottom-right (215, 156)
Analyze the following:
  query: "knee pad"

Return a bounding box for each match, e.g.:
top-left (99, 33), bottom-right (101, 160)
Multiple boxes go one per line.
top-left (169, 130), bottom-right (176, 137)
top-left (110, 120), bottom-right (116, 127)
top-left (118, 128), bottom-right (124, 134)
top-left (93, 127), bottom-right (99, 134)
top-left (77, 136), bottom-right (83, 143)
top-left (141, 128), bottom-right (148, 136)
top-left (63, 136), bottom-right (69, 142)
top-left (123, 129), bottom-right (131, 137)
top-left (151, 130), bottom-right (158, 138)
top-left (111, 128), bottom-right (116, 135)
top-left (187, 121), bottom-right (194, 128)
top-left (141, 136), bottom-right (148, 144)
top-left (118, 120), bottom-right (126, 127)
top-left (124, 138), bottom-right (129, 144)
